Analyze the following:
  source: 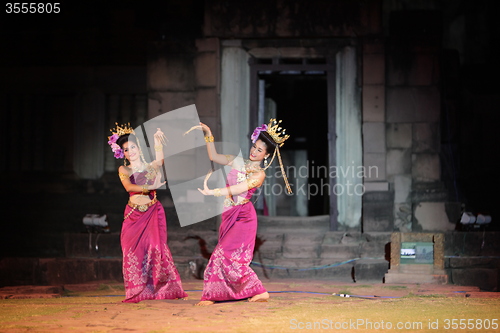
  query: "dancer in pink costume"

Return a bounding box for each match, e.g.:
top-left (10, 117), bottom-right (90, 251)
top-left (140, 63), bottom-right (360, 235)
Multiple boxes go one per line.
top-left (108, 123), bottom-right (187, 303)
top-left (195, 119), bottom-right (291, 305)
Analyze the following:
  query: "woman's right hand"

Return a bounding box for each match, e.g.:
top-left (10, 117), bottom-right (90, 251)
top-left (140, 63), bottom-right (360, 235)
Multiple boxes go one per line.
top-left (151, 172), bottom-right (166, 190)
top-left (199, 122), bottom-right (212, 137)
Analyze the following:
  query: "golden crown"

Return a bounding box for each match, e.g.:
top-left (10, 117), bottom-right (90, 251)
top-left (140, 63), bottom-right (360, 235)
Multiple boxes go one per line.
top-left (110, 122), bottom-right (134, 137)
top-left (267, 118), bottom-right (290, 147)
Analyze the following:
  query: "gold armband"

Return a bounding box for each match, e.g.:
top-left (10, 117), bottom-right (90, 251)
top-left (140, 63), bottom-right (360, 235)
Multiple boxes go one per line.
top-left (213, 188), bottom-right (222, 197)
top-left (118, 172), bottom-right (128, 181)
top-left (204, 136), bottom-right (214, 143)
top-left (154, 144), bottom-right (163, 151)
top-left (247, 179), bottom-right (260, 190)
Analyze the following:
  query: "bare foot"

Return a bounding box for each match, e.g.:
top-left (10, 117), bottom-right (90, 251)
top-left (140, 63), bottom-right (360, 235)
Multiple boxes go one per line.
top-left (195, 300), bottom-right (215, 306)
top-left (248, 292), bottom-right (269, 302)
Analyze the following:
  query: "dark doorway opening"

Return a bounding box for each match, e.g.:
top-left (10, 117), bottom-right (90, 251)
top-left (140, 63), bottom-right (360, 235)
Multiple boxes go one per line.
top-left (260, 73), bottom-right (329, 216)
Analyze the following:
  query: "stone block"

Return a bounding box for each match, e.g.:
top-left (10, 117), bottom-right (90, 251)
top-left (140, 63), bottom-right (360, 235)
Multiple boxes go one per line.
top-left (322, 232), bottom-right (348, 244)
top-left (412, 153), bottom-right (440, 182)
top-left (363, 41), bottom-right (384, 54)
top-left (386, 87), bottom-right (440, 123)
top-left (394, 174), bottom-right (412, 203)
top-left (386, 149), bottom-right (412, 176)
top-left (0, 258), bottom-right (40, 286)
top-left (40, 259), bottom-right (98, 285)
top-left (386, 123), bottom-right (412, 148)
top-left (196, 38), bottom-right (219, 52)
top-left (450, 268), bottom-right (498, 291)
top-left (64, 233), bottom-right (122, 258)
top-left (394, 203), bottom-right (413, 232)
top-left (148, 91), bottom-right (195, 117)
top-left (314, 262), bottom-right (354, 281)
top-left (385, 269), bottom-right (448, 284)
top-left (354, 259), bottom-right (389, 281)
top-left (284, 233), bottom-right (323, 244)
top-left (363, 122), bottom-right (386, 153)
top-left (363, 54), bottom-right (385, 85)
top-left (195, 52), bottom-right (218, 87)
top-left (320, 244), bottom-right (359, 259)
top-left (414, 202), bottom-right (455, 231)
top-left (363, 153), bottom-right (386, 181)
top-left (362, 198), bottom-right (394, 232)
top-left (195, 88), bottom-right (218, 117)
top-left (95, 259), bottom-right (123, 281)
top-left (258, 242), bottom-right (283, 260)
top-left (444, 232), bottom-right (500, 257)
top-left (362, 85), bottom-right (385, 122)
top-left (364, 182), bottom-right (389, 192)
top-left (148, 56), bottom-right (195, 91)
top-left (388, 53), bottom-right (439, 86)
top-left (413, 122), bottom-right (439, 153)
top-left (282, 245), bottom-right (320, 259)
top-left (360, 241), bottom-right (388, 258)
top-left (168, 239), bottom-right (200, 257)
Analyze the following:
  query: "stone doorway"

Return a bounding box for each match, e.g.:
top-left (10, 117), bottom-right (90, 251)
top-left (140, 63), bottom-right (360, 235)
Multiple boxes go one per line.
top-left (221, 43), bottom-right (361, 231)
top-left (256, 69), bottom-right (329, 217)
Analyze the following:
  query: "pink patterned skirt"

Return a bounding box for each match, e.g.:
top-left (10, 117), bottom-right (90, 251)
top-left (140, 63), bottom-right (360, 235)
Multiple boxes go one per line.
top-left (121, 201), bottom-right (187, 303)
top-left (201, 202), bottom-right (266, 301)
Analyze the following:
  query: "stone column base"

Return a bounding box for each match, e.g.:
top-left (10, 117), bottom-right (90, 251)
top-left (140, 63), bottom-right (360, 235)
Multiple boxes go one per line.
top-left (385, 264), bottom-right (448, 284)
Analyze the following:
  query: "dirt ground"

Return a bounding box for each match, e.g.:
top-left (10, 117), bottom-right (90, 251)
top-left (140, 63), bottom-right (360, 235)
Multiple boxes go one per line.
top-left (1, 280), bottom-right (499, 333)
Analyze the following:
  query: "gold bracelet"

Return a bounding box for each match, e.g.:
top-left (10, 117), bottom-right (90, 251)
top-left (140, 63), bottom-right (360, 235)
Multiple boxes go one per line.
top-left (142, 185), bottom-right (149, 195)
top-left (204, 136), bottom-right (214, 143)
top-left (213, 188), bottom-right (222, 197)
top-left (247, 178), bottom-right (260, 190)
top-left (154, 144), bottom-right (162, 151)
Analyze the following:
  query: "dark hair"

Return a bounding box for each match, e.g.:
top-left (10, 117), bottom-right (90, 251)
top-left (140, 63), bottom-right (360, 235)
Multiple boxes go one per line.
top-left (257, 131), bottom-right (277, 156)
top-left (116, 134), bottom-right (137, 149)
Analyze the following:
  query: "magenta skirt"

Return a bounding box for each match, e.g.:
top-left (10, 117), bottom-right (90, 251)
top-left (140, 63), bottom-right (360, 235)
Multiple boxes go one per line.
top-left (201, 202), bottom-right (266, 301)
top-left (121, 201), bottom-right (187, 303)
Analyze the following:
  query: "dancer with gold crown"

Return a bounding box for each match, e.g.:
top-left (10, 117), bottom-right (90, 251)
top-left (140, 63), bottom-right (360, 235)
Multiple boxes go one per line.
top-left (107, 123), bottom-right (187, 303)
top-left (194, 119), bottom-right (292, 306)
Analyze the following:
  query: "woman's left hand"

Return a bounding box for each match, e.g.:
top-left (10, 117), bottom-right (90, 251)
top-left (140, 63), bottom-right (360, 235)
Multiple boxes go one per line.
top-left (154, 128), bottom-right (168, 145)
top-left (197, 171), bottom-right (212, 196)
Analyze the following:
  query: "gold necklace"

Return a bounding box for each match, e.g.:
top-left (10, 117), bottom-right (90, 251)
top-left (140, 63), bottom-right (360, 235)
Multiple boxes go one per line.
top-left (244, 160), bottom-right (262, 174)
top-left (131, 162), bottom-right (146, 173)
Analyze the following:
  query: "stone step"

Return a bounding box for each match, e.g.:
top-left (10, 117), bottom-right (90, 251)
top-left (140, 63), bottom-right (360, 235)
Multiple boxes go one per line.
top-left (385, 270), bottom-right (448, 284)
top-left (257, 215), bottom-right (330, 232)
top-left (398, 264), bottom-right (434, 274)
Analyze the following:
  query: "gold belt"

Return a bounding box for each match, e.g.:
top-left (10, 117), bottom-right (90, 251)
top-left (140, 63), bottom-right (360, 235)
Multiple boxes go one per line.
top-left (223, 198), bottom-right (250, 207)
top-left (128, 197), bottom-right (158, 212)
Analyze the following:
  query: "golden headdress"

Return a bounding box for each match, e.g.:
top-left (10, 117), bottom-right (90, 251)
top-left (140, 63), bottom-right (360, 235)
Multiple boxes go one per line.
top-left (109, 122), bottom-right (134, 137)
top-left (252, 118), bottom-right (292, 194)
top-left (107, 123), bottom-right (135, 159)
top-left (266, 119), bottom-right (290, 147)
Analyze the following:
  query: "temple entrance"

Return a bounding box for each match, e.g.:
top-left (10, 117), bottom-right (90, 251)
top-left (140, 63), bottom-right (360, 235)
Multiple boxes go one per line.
top-left (249, 58), bottom-right (332, 217)
top-left (260, 73), bottom-right (328, 216)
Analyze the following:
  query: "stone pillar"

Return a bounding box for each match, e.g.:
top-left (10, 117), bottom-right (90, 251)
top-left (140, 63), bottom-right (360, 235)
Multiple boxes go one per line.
top-left (195, 38), bottom-right (220, 136)
top-left (74, 89), bottom-right (105, 180)
top-left (361, 39), bottom-right (394, 232)
top-left (335, 46), bottom-right (362, 230)
top-left (386, 29), bottom-right (445, 232)
top-left (220, 40), bottom-right (250, 156)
